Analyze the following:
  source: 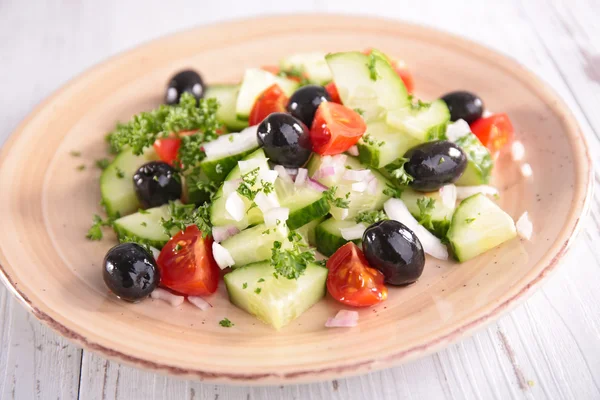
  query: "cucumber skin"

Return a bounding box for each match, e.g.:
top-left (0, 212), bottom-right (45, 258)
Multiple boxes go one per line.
top-left (205, 84), bottom-right (249, 131)
top-left (112, 223), bottom-right (169, 249)
top-left (286, 197), bottom-right (330, 230)
top-left (314, 222), bottom-right (361, 257)
top-left (200, 147), bottom-right (257, 183)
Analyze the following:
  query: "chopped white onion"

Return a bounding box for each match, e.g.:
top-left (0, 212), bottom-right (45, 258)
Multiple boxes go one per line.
top-left (149, 246), bottom-right (161, 261)
top-left (295, 168), bottom-right (308, 186)
top-left (264, 207), bottom-right (289, 227)
top-left (338, 208), bottom-right (349, 220)
top-left (307, 178), bottom-right (328, 192)
top-left (316, 165), bottom-right (336, 179)
top-left (367, 177), bottom-right (378, 195)
top-left (258, 169), bottom-right (279, 185)
top-left (340, 223), bottom-right (367, 241)
top-left (455, 185), bottom-right (499, 200)
top-left (384, 198), bottom-right (449, 260)
top-left (521, 163), bottom-right (533, 178)
top-left (225, 192), bottom-right (245, 222)
top-left (439, 184), bottom-right (457, 209)
top-left (347, 145), bottom-right (359, 156)
top-left (274, 165), bottom-right (293, 184)
top-left (285, 167), bottom-right (298, 176)
top-left (150, 288), bottom-right (184, 307)
top-left (212, 242), bottom-right (235, 269)
top-left (203, 125), bottom-right (259, 159)
top-left (325, 310), bottom-right (359, 328)
top-left (516, 212), bottom-right (533, 240)
top-left (511, 141), bottom-right (525, 161)
top-left (351, 181), bottom-right (368, 193)
top-left (343, 169), bottom-right (372, 182)
top-left (188, 296), bottom-right (212, 311)
top-left (223, 180), bottom-right (241, 197)
top-left (255, 192), bottom-right (280, 214)
top-left (446, 119), bottom-right (471, 141)
top-left (238, 158), bottom-right (263, 175)
top-left (212, 225), bottom-right (240, 242)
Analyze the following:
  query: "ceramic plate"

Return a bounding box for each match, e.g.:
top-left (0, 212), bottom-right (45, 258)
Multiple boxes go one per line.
top-left (0, 15), bottom-right (592, 384)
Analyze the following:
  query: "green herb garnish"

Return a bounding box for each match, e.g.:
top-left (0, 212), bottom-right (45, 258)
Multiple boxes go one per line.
top-left (160, 201), bottom-right (212, 238)
top-left (355, 210), bottom-right (388, 225)
top-left (95, 158), bottom-right (110, 170)
top-left (115, 167), bottom-right (125, 179)
top-left (70, 150), bottom-right (81, 157)
top-left (219, 318), bottom-right (234, 328)
top-left (76, 164), bottom-right (86, 171)
top-left (353, 108), bottom-right (365, 116)
top-left (270, 232), bottom-right (316, 280)
top-left (323, 186), bottom-right (350, 209)
top-left (366, 53), bottom-right (380, 81)
top-left (242, 282), bottom-right (248, 289)
top-left (383, 183), bottom-right (404, 199)
top-left (140, 222), bottom-right (147, 227)
top-left (86, 214), bottom-right (115, 241)
top-left (362, 133), bottom-right (385, 147)
top-left (465, 218), bottom-right (476, 224)
top-left (416, 197), bottom-right (436, 231)
top-left (254, 288), bottom-right (262, 294)
top-left (138, 208), bottom-right (150, 215)
top-left (257, 278), bottom-right (265, 283)
top-left (385, 157), bottom-right (413, 186)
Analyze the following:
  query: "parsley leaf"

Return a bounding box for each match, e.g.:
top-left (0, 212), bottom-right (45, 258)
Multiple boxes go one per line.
top-left (416, 197), bottom-right (436, 231)
top-left (355, 210), bottom-right (388, 225)
top-left (160, 201), bottom-right (212, 238)
top-left (76, 164), bottom-right (86, 171)
top-left (323, 186), bottom-right (350, 209)
top-left (465, 217), bottom-right (476, 224)
top-left (219, 318), bottom-right (234, 328)
top-left (362, 133), bottom-right (384, 147)
top-left (383, 183), bottom-right (404, 199)
top-left (277, 66), bottom-right (310, 86)
top-left (242, 282), bottom-right (248, 289)
top-left (385, 157), bottom-right (413, 186)
top-left (138, 208), bottom-right (150, 215)
top-left (366, 52), bottom-right (380, 81)
top-left (353, 108), bottom-right (365, 116)
top-left (86, 214), bottom-right (115, 241)
top-left (115, 167), bottom-right (125, 179)
top-left (270, 232), bottom-right (316, 280)
top-left (70, 150), bottom-right (81, 157)
top-left (254, 288), bottom-right (262, 294)
top-left (95, 158), bottom-right (110, 170)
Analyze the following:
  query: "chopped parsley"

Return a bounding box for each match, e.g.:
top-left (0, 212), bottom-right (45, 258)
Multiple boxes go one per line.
top-left (385, 158), bottom-right (413, 186)
top-left (353, 108), bottom-right (365, 116)
top-left (383, 183), bottom-right (404, 199)
top-left (355, 210), bottom-right (388, 225)
top-left (323, 186), bottom-right (350, 209)
top-left (254, 288), bottom-right (262, 294)
top-left (140, 222), bottom-right (147, 227)
top-left (115, 167), bottom-right (125, 179)
top-left (186, 168), bottom-right (219, 200)
top-left (219, 318), bottom-right (234, 328)
top-left (138, 208), bottom-right (150, 215)
top-left (76, 164), bottom-right (86, 171)
top-left (95, 158), bottom-right (110, 170)
top-left (242, 282), bottom-right (248, 289)
top-left (366, 53), bottom-right (380, 81)
top-left (362, 133), bottom-right (385, 147)
top-left (70, 150), bottom-right (81, 157)
top-left (160, 201), bottom-right (212, 238)
top-left (277, 66), bottom-right (310, 86)
top-left (86, 214), bottom-right (116, 241)
top-left (228, 135), bottom-right (234, 142)
top-left (416, 197), bottom-right (436, 231)
top-left (257, 278), bottom-right (265, 283)
top-left (270, 231), bottom-right (316, 280)
top-left (465, 217), bottom-right (476, 224)
top-left (236, 167), bottom-right (260, 201)
top-left (438, 157), bottom-right (445, 165)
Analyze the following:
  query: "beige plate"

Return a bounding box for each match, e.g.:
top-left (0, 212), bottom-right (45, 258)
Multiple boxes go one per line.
top-left (0, 15), bottom-right (592, 384)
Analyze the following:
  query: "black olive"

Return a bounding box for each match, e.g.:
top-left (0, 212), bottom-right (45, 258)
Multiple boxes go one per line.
top-left (362, 220), bottom-right (425, 286)
top-left (441, 91), bottom-right (484, 124)
top-left (165, 70), bottom-right (205, 105)
top-left (133, 161), bottom-right (182, 208)
top-left (257, 113), bottom-right (312, 168)
top-left (103, 243), bottom-right (160, 302)
top-left (404, 140), bottom-right (467, 192)
top-left (286, 85), bottom-right (331, 127)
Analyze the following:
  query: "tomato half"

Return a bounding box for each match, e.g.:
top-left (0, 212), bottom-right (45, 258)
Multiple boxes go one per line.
top-left (362, 49), bottom-right (414, 94)
top-left (470, 113), bottom-right (514, 154)
top-left (156, 225), bottom-right (220, 296)
top-left (248, 84), bottom-right (289, 126)
top-left (153, 130), bottom-right (197, 165)
top-left (310, 102), bottom-right (366, 155)
top-left (326, 243), bottom-right (387, 307)
top-left (325, 82), bottom-right (342, 104)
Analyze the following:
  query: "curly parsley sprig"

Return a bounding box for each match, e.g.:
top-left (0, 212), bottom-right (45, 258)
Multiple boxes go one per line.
top-left (385, 157), bottom-right (414, 187)
top-left (323, 186), bottom-right (350, 209)
top-left (160, 201), bottom-right (212, 238)
top-left (355, 210), bottom-right (388, 225)
top-left (270, 231), bottom-right (316, 280)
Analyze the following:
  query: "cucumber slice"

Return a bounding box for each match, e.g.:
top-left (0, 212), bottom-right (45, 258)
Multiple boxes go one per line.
top-left (314, 218), bottom-right (362, 257)
top-left (100, 148), bottom-right (157, 218)
top-left (386, 100), bottom-right (450, 142)
top-left (220, 224), bottom-right (288, 268)
top-left (326, 51), bottom-right (410, 121)
top-left (183, 169), bottom-right (212, 205)
top-left (447, 194), bottom-right (516, 262)
top-left (401, 188), bottom-right (454, 237)
top-left (275, 178), bottom-right (330, 230)
top-left (113, 203), bottom-right (179, 248)
top-left (205, 84), bottom-right (248, 131)
top-left (357, 121), bottom-right (421, 169)
top-left (224, 261), bottom-right (327, 330)
top-left (210, 149), bottom-right (269, 229)
top-left (454, 132), bottom-right (494, 186)
top-left (280, 52), bottom-right (332, 85)
top-left (235, 69), bottom-right (299, 120)
top-left (199, 128), bottom-right (259, 183)
top-left (296, 217), bottom-right (325, 247)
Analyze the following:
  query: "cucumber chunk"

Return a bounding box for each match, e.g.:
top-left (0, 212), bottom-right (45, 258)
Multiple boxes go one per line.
top-left (280, 52), bottom-right (332, 85)
top-left (314, 218), bottom-right (362, 256)
top-left (113, 203), bottom-right (179, 249)
top-left (326, 51), bottom-right (410, 122)
top-left (220, 224), bottom-right (288, 267)
top-left (224, 261), bottom-right (327, 330)
top-left (100, 148), bottom-right (157, 218)
top-left (447, 194), bottom-right (516, 262)
top-left (454, 132), bottom-right (494, 186)
top-left (357, 120), bottom-right (421, 169)
top-left (296, 217), bottom-right (325, 247)
top-left (401, 188), bottom-right (455, 237)
top-left (235, 69), bottom-right (299, 120)
top-left (205, 84), bottom-right (248, 131)
top-left (386, 100), bottom-right (450, 142)
top-left (275, 178), bottom-right (330, 230)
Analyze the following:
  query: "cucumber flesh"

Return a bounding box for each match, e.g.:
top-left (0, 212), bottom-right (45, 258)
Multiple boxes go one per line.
top-left (326, 51), bottom-right (409, 122)
top-left (447, 194), bottom-right (516, 262)
top-left (113, 203), bottom-right (180, 249)
top-left (100, 148), bottom-right (157, 218)
top-left (224, 261), bottom-right (327, 330)
top-left (401, 188), bottom-right (455, 237)
top-left (357, 120), bottom-right (421, 169)
top-left (275, 178), bottom-right (330, 230)
top-left (386, 100), bottom-right (450, 142)
top-left (204, 84), bottom-right (248, 131)
top-left (220, 224), bottom-right (288, 267)
top-left (280, 52), bottom-right (332, 85)
top-left (314, 218), bottom-right (362, 257)
top-left (454, 132), bottom-right (494, 186)
top-left (235, 69), bottom-right (299, 120)
top-left (296, 217), bottom-right (325, 247)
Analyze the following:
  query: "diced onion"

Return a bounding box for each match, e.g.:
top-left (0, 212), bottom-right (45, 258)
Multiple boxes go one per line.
top-left (521, 163), bottom-right (533, 178)
top-left (455, 185), bottom-right (499, 200)
top-left (212, 242), bottom-right (235, 269)
top-left (511, 141), bottom-right (525, 161)
top-left (316, 165), bottom-right (336, 179)
top-left (343, 169), bottom-right (372, 182)
top-left (264, 207), bottom-right (289, 227)
top-left (212, 225), bottom-right (240, 242)
top-left (446, 119), bottom-right (471, 141)
top-left (188, 296), bottom-right (212, 311)
top-left (338, 208), bottom-right (349, 221)
top-left (223, 180), bottom-right (241, 197)
top-left (347, 145), bottom-right (359, 156)
top-left (203, 125), bottom-right (259, 159)
top-left (384, 198), bottom-right (449, 260)
top-left (150, 288), bottom-right (184, 307)
top-left (258, 169), bottom-right (279, 185)
top-left (516, 212), bottom-right (533, 240)
top-left (367, 177), bottom-right (378, 195)
top-left (225, 192), bottom-right (245, 222)
top-left (351, 181), bottom-right (368, 193)
top-left (285, 167), bottom-right (298, 176)
top-left (307, 178), bottom-right (328, 192)
top-left (255, 192), bottom-right (280, 214)
top-left (295, 168), bottom-right (308, 186)
top-left (325, 310), bottom-right (359, 328)
top-left (439, 184), bottom-right (457, 209)
top-left (340, 223), bottom-right (367, 241)
top-left (274, 165), bottom-right (293, 184)
top-left (238, 157), bottom-right (263, 175)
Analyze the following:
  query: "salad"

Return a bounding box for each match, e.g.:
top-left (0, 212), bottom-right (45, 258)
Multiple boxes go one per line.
top-left (89, 49), bottom-right (532, 330)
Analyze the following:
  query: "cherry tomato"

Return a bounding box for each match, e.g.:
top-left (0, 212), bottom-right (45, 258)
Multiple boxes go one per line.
top-left (153, 130), bottom-right (197, 165)
top-left (326, 243), bottom-right (388, 307)
top-left (470, 113), bottom-right (514, 154)
top-left (248, 84), bottom-right (288, 126)
top-left (362, 49), bottom-right (414, 93)
top-left (325, 82), bottom-right (342, 104)
top-left (156, 225), bottom-right (220, 296)
top-left (310, 102), bottom-right (366, 155)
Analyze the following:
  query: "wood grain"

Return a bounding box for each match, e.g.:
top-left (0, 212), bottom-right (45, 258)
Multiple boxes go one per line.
top-left (0, 0), bottom-right (599, 399)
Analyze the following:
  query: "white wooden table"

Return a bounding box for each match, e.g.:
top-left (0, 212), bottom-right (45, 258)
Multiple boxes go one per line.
top-left (1, 1), bottom-right (599, 399)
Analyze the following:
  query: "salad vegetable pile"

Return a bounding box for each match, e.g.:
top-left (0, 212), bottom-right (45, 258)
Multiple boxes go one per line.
top-left (89, 49), bottom-right (531, 330)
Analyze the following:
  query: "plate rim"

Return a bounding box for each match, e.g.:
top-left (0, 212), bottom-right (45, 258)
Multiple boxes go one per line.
top-left (0, 14), bottom-right (593, 384)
